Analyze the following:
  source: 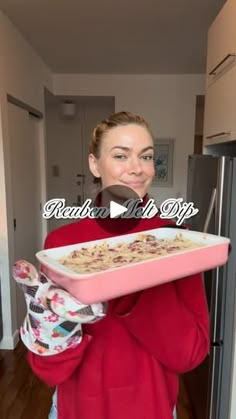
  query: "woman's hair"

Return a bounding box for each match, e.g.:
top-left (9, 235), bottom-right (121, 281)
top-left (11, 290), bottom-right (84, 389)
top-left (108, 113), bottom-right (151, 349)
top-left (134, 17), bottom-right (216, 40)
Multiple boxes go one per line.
top-left (89, 111), bottom-right (153, 185)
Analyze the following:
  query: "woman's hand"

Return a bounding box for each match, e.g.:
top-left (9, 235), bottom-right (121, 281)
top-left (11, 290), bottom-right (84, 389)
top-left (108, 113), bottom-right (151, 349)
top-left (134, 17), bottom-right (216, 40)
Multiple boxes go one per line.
top-left (13, 260), bottom-right (107, 356)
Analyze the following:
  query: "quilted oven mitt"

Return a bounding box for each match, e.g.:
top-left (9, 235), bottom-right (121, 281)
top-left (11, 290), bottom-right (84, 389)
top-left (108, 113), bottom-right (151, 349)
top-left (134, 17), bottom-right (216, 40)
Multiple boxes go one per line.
top-left (13, 260), bottom-right (107, 356)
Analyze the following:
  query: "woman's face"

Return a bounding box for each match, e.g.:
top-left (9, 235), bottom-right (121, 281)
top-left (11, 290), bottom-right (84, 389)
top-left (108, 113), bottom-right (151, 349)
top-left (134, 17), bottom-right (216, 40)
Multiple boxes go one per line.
top-left (89, 124), bottom-right (155, 198)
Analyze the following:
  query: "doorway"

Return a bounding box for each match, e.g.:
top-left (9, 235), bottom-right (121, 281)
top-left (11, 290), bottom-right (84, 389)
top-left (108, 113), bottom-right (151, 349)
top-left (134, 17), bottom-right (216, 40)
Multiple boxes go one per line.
top-left (44, 93), bottom-right (115, 232)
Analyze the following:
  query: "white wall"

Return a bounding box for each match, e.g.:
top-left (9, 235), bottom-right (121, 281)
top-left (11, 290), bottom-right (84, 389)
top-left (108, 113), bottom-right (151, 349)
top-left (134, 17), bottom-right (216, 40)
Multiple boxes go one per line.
top-left (53, 74), bottom-right (205, 206)
top-left (0, 11), bottom-right (53, 349)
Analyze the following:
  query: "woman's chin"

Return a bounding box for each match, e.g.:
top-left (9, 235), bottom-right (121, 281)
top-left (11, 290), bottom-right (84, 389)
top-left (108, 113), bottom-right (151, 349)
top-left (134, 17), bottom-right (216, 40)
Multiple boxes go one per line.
top-left (129, 187), bottom-right (148, 199)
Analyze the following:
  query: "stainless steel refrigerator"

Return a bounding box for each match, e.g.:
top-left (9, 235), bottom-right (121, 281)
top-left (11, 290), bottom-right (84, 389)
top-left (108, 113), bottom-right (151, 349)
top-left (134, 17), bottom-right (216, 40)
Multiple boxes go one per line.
top-left (185, 154), bottom-right (236, 419)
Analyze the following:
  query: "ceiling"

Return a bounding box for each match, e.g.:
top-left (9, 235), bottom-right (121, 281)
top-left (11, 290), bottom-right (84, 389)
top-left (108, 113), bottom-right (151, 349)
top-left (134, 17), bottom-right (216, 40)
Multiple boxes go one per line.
top-left (0, 0), bottom-right (226, 74)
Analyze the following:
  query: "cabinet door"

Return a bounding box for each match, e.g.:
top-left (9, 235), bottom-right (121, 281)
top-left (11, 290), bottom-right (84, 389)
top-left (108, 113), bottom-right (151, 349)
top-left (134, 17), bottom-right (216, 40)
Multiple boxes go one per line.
top-left (203, 64), bottom-right (236, 145)
top-left (207, 0), bottom-right (236, 85)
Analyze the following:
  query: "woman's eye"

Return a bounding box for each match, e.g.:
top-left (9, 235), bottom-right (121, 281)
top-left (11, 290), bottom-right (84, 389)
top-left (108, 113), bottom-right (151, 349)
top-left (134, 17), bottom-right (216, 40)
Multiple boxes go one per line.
top-left (113, 155), bottom-right (127, 160)
top-left (141, 155), bottom-right (154, 161)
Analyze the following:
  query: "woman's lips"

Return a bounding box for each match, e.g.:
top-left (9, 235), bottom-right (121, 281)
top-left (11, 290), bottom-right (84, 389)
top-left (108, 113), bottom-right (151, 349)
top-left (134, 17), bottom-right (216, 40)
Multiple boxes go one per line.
top-left (123, 182), bottom-right (145, 188)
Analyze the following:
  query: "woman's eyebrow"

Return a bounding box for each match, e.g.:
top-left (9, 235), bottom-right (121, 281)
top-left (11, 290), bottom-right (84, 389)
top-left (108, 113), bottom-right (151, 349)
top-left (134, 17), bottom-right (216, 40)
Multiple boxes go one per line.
top-left (140, 146), bottom-right (154, 153)
top-left (110, 146), bottom-right (130, 151)
top-left (110, 146), bottom-right (154, 152)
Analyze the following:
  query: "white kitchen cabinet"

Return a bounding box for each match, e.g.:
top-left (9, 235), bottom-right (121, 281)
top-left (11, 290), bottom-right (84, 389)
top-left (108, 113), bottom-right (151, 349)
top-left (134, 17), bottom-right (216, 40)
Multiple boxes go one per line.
top-left (203, 0), bottom-right (236, 145)
top-left (207, 0), bottom-right (236, 86)
top-left (204, 63), bottom-right (236, 145)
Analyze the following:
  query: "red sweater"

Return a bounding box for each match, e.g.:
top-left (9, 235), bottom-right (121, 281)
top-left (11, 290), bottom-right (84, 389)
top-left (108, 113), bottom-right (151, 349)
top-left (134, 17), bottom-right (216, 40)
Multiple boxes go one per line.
top-left (28, 216), bottom-right (210, 419)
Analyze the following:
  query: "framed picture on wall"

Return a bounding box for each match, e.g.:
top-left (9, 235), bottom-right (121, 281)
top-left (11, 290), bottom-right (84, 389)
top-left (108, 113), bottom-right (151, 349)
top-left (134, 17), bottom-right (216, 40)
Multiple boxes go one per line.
top-left (153, 138), bottom-right (174, 187)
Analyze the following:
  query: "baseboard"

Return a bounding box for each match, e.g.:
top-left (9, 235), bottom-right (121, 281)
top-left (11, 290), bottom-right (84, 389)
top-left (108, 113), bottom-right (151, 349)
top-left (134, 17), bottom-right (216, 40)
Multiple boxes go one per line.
top-left (0, 329), bottom-right (19, 349)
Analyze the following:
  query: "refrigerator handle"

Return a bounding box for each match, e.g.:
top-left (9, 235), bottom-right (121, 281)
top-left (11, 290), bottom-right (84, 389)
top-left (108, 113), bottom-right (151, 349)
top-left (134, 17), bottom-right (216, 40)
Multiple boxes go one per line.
top-left (210, 157), bottom-right (227, 343)
top-left (203, 188), bottom-right (217, 233)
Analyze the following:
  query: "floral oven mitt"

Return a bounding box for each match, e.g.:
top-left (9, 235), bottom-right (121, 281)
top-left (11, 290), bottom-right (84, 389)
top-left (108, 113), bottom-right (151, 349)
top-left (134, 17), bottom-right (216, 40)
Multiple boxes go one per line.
top-left (13, 260), bottom-right (107, 356)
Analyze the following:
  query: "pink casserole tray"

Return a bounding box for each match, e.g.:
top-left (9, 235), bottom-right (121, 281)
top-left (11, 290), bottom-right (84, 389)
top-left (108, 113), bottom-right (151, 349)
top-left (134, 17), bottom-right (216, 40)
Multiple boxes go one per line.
top-left (36, 228), bottom-right (230, 304)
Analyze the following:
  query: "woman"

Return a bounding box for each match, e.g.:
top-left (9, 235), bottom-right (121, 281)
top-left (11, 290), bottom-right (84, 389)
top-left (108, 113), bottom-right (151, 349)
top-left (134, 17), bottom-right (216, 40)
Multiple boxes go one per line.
top-left (14, 111), bottom-right (209, 419)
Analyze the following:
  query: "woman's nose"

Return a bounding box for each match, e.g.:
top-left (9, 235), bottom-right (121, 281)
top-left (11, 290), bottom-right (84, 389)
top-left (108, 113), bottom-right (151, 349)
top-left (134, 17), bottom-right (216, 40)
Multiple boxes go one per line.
top-left (128, 157), bottom-right (143, 175)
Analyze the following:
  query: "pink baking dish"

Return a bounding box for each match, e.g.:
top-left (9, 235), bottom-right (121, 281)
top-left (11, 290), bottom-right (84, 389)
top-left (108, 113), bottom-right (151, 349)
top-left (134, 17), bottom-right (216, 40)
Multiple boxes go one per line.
top-left (36, 228), bottom-right (230, 304)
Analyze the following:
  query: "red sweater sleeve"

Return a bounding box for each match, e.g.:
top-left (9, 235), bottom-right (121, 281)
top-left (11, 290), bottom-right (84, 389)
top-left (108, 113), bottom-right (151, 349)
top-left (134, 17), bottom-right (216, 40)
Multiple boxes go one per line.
top-left (27, 335), bottom-right (92, 387)
top-left (114, 273), bottom-right (210, 374)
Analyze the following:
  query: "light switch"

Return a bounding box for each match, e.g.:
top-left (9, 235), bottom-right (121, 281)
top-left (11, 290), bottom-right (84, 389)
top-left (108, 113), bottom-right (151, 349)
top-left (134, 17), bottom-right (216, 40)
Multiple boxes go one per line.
top-left (52, 165), bottom-right (60, 177)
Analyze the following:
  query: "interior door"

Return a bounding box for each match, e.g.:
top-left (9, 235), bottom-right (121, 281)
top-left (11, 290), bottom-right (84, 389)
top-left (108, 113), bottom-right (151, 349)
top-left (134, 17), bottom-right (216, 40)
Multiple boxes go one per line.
top-left (8, 102), bottom-right (41, 329)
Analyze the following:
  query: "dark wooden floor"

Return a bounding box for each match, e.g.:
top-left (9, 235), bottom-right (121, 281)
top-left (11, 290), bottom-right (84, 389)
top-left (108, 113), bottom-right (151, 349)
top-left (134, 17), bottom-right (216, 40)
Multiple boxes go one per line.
top-left (0, 341), bottom-right (54, 419)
